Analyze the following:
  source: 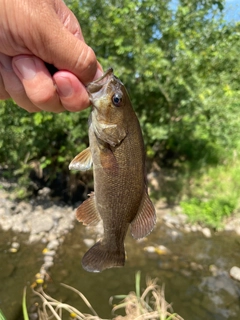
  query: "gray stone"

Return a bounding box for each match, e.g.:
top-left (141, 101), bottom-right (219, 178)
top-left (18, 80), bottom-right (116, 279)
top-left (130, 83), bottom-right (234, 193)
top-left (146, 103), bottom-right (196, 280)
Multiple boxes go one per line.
top-left (230, 266), bottom-right (240, 282)
top-left (47, 239), bottom-right (59, 250)
top-left (44, 255), bottom-right (54, 263)
top-left (202, 227), bottom-right (211, 238)
top-left (15, 201), bottom-right (32, 215)
top-left (31, 215), bottom-right (54, 234)
top-left (43, 250), bottom-right (56, 257)
top-left (52, 212), bottom-right (62, 221)
top-left (144, 245), bottom-right (155, 253)
top-left (83, 238), bottom-right (95, 247)
top-left (11, 242), bottom-right (20, 250)
top-left (38, 187), bottom-right (51, 197)
top-left (28, 234), bottom-right (43, 243)
top-left (163, 213), bottom-right (181, 226)
top-left (43, 261), bottom-right (54, 269)
top-left (180, 269), bottom-right (192, 277)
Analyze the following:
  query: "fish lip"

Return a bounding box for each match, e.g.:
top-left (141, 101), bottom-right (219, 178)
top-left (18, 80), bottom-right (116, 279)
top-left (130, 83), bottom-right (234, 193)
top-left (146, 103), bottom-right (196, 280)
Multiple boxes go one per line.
top-left (86, 68), bottom-right (114, 94)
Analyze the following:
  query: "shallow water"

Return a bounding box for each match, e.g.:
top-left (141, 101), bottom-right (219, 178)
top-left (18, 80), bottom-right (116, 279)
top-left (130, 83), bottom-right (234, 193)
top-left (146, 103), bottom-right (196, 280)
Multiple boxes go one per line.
top-left (1, 220), bottom-right (240, 320)
top-left (47, 222), bottom-right (240, 320)
top-left (0, 231), bottom-right (44, 320)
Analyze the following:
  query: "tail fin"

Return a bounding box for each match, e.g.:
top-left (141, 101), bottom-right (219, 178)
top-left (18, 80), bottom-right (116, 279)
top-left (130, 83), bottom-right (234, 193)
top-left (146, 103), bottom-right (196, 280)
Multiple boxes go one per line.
top-left (82, 241), bottom-right (125, 273)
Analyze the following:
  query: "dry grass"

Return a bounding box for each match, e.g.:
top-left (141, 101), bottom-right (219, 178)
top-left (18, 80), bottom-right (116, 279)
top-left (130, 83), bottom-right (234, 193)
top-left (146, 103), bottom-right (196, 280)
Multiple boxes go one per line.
top-left (30, 272), bottom-right (183, 320)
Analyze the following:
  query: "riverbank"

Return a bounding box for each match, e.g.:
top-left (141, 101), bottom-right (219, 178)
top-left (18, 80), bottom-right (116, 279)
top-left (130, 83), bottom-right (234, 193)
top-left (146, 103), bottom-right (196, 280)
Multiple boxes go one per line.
top-left (1, 186), bottom-right (240, 320)
top-left (1, 186), bottom-right (240, 280)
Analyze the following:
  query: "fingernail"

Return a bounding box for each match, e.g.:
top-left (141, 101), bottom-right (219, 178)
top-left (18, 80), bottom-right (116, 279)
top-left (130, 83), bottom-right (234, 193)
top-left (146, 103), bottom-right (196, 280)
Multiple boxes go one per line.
top-left (56, 76), bottom-right (73, 97)
top-left (13, 57), bottom-right (36, 80)
top-left (93, 68), bottom-right (103, 81)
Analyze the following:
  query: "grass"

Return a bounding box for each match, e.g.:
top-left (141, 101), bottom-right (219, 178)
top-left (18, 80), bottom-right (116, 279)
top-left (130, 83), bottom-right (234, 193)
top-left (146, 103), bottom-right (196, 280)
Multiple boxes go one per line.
top-left (0, 309), bottom-right (6, 320)
top-left (180, 157), bottom-right (240, 229)
top-left (27, 272), bottom-right (183, 320)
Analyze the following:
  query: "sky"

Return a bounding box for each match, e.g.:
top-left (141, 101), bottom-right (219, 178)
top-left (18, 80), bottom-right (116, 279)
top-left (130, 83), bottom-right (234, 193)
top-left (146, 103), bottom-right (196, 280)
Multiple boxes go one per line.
top-left (225, 0), bottom-right (240, 22)
top-left (170, 0), bottom-right (240, 22)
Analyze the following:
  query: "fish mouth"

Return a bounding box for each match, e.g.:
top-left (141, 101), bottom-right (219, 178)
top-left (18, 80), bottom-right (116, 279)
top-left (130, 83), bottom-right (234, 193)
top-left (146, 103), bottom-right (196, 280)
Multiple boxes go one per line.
top-left (87, 68), bottom-right (114, 94)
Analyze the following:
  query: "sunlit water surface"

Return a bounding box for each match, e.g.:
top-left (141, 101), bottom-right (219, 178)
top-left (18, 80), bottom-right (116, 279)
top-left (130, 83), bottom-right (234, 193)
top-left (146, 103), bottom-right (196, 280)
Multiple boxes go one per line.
top-left (1, 221), bottom-right (240, 320)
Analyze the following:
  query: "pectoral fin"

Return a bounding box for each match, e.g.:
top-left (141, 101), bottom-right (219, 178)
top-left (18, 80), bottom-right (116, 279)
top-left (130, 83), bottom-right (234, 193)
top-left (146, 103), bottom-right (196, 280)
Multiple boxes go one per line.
top-left (101, 125), bottom-right (127, 147)
top-left (130, 190), bottom-right (156, 239)
top-left (93, 121), bottom-right (127, 147)
top-left (76, 192), bottom-right (101, 226)
top-left (69, 147), bottom-right (92, 171)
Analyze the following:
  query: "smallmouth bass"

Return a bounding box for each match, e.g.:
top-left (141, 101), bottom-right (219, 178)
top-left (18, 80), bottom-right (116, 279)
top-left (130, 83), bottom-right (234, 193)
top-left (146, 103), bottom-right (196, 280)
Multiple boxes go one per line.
top-left (69, 68), bottom-right (156, 272)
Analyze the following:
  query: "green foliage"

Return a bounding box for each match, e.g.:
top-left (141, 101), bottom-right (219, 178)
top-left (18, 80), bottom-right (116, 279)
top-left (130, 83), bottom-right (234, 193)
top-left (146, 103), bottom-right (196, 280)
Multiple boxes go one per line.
top-left (181, 197), bottom-right (234, 229)
top-left (67, 0), bottom-right (240, 166)
top-left (1, 0), bottom-right (240, 205)
top-left (0, 99), bottom-right (89, 193)
top-left (180, 157), bottom-right (240, 229)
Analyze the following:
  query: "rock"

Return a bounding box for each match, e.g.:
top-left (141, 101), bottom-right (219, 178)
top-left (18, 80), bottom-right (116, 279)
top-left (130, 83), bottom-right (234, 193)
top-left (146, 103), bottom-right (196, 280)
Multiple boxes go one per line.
top-left (144, 246), bottom-right (155, 253)
top-left (144, 245), bottom-right (171, 255)
top-left (155, 245), bottom-right (171, 255)
top-left (44, 255), bottom-right (54, 263)
top-left (38, 187), bottom-right (51, 197)
top-left (235, 226), bottom-right (240, 236)
top-left (28, 234), bottom-right (43, 243)
top-left (163, 213), bottom-right (181, 227)
top-left (52, 212), bottom-right (62, 222)
top-left (83, 238), bottom-right (95, 247)
top-left (191, 225), bottom-right (198, 232)
top-left (159, 261), bottom-right (172, 270)
top-left (184, 225), bottom-right (192, 233)
top-left (0, 220), bottom-right (12, 231)
top-left (180, 269), bottom-right (192, 277)
top-left (167, 229), bottom-right (182, 241)
top-left (43, 261), bottom-right (54, 269)
top-left (15, 202), bottom-right (32, 215)
top-left (43, 250), bottom-right (56, 257)
top-left (11, 242), bottom-right (20, 250)
top-left (31, 215), bottom-right (54, 234)
top-left (199, 274), bottom-right (240, 316)
top-left (230, 266), bottom-right (240, 281)
top-left (190, 261), bottom-right (203, 271)
top-left (209, 264), bottom-right (219, 276)
top-left (178, 213), bottom-right (188, 224)
top-left (202, 227), bottom-right (211, 238)
top-left (47, 240), bottom-right (59, 250)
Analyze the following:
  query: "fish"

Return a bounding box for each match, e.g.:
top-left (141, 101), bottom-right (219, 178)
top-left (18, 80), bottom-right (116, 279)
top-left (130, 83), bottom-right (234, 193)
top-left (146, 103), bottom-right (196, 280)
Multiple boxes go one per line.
top-left (69, 68), bottom-right (156, 272)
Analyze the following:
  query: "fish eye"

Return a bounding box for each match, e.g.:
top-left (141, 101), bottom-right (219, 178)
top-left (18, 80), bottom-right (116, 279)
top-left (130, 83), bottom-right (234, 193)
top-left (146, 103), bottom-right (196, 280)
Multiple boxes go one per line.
top-left (112, 93), bottom-right (122, 107)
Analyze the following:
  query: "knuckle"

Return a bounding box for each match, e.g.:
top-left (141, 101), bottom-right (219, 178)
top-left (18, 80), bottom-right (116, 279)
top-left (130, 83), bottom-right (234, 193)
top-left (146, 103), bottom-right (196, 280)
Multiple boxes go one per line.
top-left (76, 46), bottom-right (98, 84)
top-left (28, 87), bottom-right (56, 105)
top-left (0, 91), bottom-right (10, 100)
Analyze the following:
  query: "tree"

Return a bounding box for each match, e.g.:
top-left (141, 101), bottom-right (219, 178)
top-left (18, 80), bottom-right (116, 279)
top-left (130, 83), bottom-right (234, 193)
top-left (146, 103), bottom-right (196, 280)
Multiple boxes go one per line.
top-left (1, 0), bottom-right (240, 194)
top-left (67, 0), bottom-right (240, 166)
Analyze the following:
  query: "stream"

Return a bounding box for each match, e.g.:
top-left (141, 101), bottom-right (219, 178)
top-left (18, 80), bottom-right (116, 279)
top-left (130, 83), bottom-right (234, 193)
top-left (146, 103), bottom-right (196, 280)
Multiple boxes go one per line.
top-left (1, 218), bottom-right (240, 320)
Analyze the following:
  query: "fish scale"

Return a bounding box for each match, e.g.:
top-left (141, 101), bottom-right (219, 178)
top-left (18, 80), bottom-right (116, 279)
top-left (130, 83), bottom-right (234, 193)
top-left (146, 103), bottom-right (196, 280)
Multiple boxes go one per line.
top-left (69, 68), bottom-right (156, 272)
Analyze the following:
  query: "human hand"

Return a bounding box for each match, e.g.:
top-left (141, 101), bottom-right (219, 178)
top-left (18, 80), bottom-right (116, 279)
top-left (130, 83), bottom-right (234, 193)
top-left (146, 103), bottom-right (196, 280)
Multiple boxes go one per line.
top-left (0, 0), bottom-right (103, 112)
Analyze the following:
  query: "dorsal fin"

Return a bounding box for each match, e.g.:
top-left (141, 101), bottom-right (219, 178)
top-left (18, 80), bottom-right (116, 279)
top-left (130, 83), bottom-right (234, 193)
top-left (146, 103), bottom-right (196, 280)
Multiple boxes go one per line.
top-left (76, 192), bottom-right (101, 226)
top-left (69, 147), bottom-right (92, 171)
top-left (130, 190), bottom-right (156, 239)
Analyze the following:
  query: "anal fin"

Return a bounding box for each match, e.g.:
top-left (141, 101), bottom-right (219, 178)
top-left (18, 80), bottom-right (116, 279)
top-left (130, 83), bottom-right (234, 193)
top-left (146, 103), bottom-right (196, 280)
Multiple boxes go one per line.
top-left (69, 147), bottom-right (92, 171)
top-left (76, 192), bottom-right (101, 226)
top-left (131, 190), bottom-right (156, 239)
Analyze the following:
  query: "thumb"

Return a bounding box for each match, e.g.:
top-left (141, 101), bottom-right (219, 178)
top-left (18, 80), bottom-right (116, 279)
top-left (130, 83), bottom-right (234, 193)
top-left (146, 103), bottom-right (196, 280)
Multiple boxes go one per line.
top-left (29, 5), bottom-right (100, 84)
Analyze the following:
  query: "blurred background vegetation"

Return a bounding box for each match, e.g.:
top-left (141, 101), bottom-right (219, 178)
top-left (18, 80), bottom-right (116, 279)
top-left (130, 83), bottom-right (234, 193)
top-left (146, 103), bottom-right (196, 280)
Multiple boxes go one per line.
top-left (1, 0), bottom-right (240, 228)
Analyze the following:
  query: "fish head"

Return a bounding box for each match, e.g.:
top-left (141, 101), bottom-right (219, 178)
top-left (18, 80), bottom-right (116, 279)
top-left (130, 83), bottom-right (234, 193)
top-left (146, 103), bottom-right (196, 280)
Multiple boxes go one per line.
top-left (87, 68), bottom-right (133, 147)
